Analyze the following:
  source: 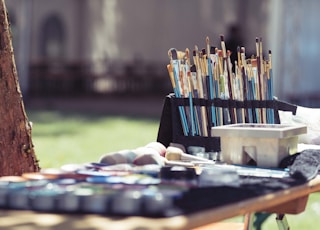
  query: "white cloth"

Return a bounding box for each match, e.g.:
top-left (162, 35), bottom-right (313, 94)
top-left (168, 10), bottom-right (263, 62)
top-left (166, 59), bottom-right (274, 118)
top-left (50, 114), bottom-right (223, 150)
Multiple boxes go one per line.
top-left (279, 106), bottom-right (320, 145)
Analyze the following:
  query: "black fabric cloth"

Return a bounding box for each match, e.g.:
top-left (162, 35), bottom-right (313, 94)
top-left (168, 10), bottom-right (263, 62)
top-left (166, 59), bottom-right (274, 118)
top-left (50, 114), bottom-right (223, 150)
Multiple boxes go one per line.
top-left (175, 176), bottom-right (304, 215)
top-left (171, 149), bottom-right (320, 216)
top-left (280, 149), bottom-right (320, 181)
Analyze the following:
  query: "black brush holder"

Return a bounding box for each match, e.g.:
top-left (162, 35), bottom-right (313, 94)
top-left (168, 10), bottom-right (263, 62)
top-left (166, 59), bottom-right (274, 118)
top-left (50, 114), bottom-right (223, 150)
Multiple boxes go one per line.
top-left (157, 93), bottom-right (297, 153)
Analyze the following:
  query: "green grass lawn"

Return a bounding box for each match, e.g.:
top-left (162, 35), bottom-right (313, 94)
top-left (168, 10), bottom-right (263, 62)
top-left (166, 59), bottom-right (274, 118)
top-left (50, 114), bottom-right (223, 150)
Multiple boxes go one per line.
top-left (27, 109), bottom-right (160, 169)
top-left (259, 192), bottom-right (320, 229)
top-left (26, 108), bottom-right (320, 229)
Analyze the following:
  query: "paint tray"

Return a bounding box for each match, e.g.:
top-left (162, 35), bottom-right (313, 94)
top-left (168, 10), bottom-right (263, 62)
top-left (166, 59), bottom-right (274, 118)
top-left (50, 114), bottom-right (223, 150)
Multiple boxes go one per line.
top-left (211, 124), bottom-right (307, 167)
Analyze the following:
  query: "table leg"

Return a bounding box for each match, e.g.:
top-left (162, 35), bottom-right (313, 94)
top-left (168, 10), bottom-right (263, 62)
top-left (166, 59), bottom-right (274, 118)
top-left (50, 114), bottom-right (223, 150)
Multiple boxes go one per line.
top-left (244, 213), bottom-right (254, 230)
top-left (276, 214), bottom-right (290, 230)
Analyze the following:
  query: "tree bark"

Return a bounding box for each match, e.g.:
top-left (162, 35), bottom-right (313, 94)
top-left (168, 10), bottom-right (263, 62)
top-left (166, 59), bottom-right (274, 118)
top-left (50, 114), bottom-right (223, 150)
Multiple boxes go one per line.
top-left (0, 0), bottom-right (40, 176)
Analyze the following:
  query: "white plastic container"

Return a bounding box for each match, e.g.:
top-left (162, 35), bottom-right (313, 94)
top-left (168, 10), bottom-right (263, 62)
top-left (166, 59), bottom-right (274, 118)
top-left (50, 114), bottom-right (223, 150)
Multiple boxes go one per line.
top-left (211, 124), bottom-right (307, 167)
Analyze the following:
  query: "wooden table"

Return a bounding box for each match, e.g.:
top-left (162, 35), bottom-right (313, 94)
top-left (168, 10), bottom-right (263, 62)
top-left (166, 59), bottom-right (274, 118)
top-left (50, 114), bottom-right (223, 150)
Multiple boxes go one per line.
top-left (1, 176), bottom-right (320, 230)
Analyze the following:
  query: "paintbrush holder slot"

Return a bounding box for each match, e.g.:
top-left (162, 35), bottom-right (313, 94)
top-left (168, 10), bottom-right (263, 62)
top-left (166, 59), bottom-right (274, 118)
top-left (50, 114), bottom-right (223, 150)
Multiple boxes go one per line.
top-left (156, 93), bottom-right (297, 153)
top-left (157, 94), bottom-right (220, 152)
top-left (209, 98), bottom-right (297, 124)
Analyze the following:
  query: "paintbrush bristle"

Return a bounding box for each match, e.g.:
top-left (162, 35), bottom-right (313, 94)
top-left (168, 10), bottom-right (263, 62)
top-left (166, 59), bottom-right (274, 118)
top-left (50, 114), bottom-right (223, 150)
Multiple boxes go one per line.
top-left (190, 64), bottom-right (196, 72)
top-left (176, 51), bottom-right (185, 60)
top-left (185, 48), bottom-right (190, 56)
top-left (168, 48), bottom-right (178, 60)
top-left (192, 49), bottom-right (197, 56)
top-left (166, 64), bottom-right (172, 72)
top-left (210, 46), bottom-right (215, 54)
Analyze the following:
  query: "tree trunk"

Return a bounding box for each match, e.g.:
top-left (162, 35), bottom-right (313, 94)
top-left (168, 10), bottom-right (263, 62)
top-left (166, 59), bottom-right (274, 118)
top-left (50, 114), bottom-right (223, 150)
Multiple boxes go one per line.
top-left (0, 0), bottom-right (40, 176)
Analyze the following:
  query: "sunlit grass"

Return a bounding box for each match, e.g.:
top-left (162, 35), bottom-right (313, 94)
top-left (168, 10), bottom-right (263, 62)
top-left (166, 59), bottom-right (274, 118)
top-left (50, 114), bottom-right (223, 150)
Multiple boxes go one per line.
top-left (222, 192), bottom-right (320, 229)
top-left (27, 110), bottom-right (160, 168)
top-left (262, 192), bottom-right (320, 229)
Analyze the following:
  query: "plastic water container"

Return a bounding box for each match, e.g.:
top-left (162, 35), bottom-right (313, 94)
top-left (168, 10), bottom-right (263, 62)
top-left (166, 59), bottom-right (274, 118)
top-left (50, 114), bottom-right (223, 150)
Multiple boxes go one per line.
top-left (211, 124), bottom-right (307, 167)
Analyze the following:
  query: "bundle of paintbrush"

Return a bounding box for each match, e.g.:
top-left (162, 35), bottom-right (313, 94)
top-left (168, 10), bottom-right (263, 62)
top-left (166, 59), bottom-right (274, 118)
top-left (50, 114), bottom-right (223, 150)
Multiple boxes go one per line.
top-left (167, 35), bottom-right (275, 137)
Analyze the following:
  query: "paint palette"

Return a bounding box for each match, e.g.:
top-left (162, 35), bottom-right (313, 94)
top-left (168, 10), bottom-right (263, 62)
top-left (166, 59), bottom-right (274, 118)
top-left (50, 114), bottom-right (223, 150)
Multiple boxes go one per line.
top-left (0, 156), bottom-right (301, 217)
top-left (0, 163), bottom-right (193, 217)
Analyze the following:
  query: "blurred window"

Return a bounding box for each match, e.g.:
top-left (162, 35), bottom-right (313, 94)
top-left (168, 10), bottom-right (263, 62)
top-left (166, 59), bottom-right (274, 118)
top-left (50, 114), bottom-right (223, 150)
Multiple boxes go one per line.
top-left (40, 14), bottom-right (65, 59)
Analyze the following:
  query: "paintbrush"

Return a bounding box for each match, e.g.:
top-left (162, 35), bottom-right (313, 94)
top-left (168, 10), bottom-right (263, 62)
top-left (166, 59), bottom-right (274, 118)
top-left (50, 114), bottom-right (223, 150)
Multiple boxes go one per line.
top-left (190, 64), bottom-right (202, 135)
top-left (206, 36), bottom-right (217, 127)
top-left (184, 48), bottom-right (196, 136)
top-left (241, 47), bottom-right (254, 123)
top-left (259, 37), bottom-right (267, 123)
top-left (168, 48), bottom-right (189, 135)
top-left (165, 150), bottom-right (212, 163)
top-left (178, 50), bottom-right (194, 136)
top-left (193, 47), bottom-right (208, 136)
top-left (220, 34), bottom-right (236, 124)
top-left (237, 46), bottom-right (241, 69)
top-left (227, 49), bottom-right (239, 123)
top-left (214, 48), bottom-right (223, 125)
top-left (255, 37), bottom-right (264, 123)
top-left (267, 50), bottom-right (274, 123)
top-left (235, 60), bottom-right (245, 123)
top-left (248, 59), bottom-right (259, 123)
top-left (211, 46), bottom-right (222, 126)
top-left (186, 48), bottom-right (200, 134)
top-left (239, 48), bottom-right (248, 123)
top-left (217, 49), bottom-right (231, 124)
top-left (167, 63), bottom-right (189, 134)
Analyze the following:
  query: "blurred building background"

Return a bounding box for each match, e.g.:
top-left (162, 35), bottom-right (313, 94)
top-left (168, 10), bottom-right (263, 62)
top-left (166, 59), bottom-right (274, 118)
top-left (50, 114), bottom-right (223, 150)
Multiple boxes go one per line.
top-left (5, 0), bottom-right (320, 107)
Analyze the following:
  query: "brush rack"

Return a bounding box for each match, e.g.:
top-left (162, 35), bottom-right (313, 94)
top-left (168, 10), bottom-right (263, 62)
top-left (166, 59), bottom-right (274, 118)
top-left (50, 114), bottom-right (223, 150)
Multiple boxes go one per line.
top-left (157, 93), bottom-right (297, 153)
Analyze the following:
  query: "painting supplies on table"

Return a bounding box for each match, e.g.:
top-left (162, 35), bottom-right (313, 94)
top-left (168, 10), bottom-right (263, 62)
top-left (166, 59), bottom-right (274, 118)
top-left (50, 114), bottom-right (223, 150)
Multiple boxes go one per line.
top-left (0, 139), bottom-right (315, 218)
top-left (197, 162), bottom-right (290, 179)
